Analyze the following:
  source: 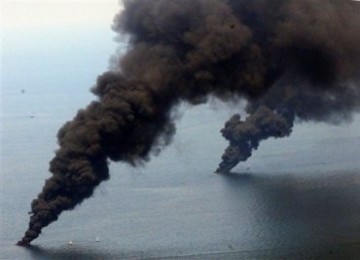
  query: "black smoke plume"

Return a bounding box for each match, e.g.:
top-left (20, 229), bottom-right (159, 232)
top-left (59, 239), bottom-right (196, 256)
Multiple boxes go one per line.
top-left (18, 0), bottom-right (360, 245)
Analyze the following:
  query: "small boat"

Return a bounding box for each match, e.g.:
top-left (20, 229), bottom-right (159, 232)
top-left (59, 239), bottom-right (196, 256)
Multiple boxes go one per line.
top-left (68, 240), bottom-right (73, 245)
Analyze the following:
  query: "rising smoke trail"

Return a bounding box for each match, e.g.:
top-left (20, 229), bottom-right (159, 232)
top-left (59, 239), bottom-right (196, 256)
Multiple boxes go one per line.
top-left (18, 0), bottom-right (360, 245)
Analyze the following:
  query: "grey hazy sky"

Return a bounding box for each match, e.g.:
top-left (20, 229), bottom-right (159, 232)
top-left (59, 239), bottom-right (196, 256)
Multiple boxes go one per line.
top-left (2, 1), bottom-right (121, 30)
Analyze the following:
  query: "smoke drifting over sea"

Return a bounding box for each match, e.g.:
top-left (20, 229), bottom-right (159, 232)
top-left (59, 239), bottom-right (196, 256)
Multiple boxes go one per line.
top-left (18, 0), bottom-right (360, 245)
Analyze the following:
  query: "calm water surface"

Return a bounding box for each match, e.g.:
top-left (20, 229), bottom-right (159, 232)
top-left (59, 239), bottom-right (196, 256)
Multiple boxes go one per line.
top-left (2, 94), bottom-right (360, 259)
top-left (2, 19), bottom-right (360, 260)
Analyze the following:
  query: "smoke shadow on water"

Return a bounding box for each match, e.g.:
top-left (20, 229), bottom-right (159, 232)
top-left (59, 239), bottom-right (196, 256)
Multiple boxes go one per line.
top-left (17, 0), bottom-right (360, 248)
top-left (219, 171), bottom-right (360, 256)
top-left (14, 171), bottom-right (360, 259)
top-left (23, 244), bottom-right (127, 260)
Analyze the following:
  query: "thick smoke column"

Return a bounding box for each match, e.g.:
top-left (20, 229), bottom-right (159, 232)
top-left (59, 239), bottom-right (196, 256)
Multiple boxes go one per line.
top-left (216, 0), bottom-right (360, 172)
top-left (18, 0), bottom-right (360, 245)
top-left (217, 106), bottom-right (293, 173)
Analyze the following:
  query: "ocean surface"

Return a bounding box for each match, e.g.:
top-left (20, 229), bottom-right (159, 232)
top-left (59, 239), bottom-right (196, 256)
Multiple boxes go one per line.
top-left (2, 15), bottom-right (360, 260)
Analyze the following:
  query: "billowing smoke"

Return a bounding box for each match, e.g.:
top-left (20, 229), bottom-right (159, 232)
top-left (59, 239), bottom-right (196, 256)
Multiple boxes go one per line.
top-left (217, 106), bottom-right (293, 173)
top-left (18, 0), bottom-right (360, 245)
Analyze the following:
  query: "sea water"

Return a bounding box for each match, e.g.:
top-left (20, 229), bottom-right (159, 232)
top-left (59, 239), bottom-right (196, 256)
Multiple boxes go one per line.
top-left (3, 88), bottom-right (360, 259)
top-left (2, 17), bottom-right (360, 260)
